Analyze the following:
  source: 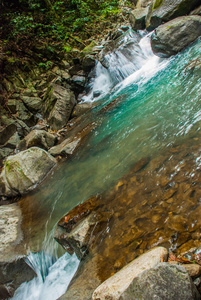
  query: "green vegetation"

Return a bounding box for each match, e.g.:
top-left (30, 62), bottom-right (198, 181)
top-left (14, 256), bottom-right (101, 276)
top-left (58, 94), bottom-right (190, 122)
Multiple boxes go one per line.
top-left (0, 0), bottom-right (120, 50)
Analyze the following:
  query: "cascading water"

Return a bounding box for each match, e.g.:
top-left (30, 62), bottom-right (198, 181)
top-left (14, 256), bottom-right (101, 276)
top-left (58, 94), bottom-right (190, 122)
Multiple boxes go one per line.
top-left (12, 29), bottom-right (201, 299)
top-left (82, 29), bottom-right (165, 102)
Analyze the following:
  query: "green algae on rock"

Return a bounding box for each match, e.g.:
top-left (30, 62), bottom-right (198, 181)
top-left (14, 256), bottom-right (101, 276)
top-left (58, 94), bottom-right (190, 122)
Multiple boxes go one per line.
top-left (0, 147), bottom-right (57, 197)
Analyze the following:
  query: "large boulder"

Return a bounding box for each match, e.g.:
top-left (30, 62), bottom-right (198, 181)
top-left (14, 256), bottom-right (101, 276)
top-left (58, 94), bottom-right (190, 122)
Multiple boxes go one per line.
top-left (129, 0), bottom-right (201, 30)
top-left (119, 263), bottom-right (200, 300)
top-left (150, 0), bottom-right (201, 28)
top-left (151, 16), bottom-right (201, 57)
top-left (0, 147), bottom-right (57, 197)
top-left (92, 247), bottom-right (168, 300)
top-left (18, 129), bottom-right (57, 151)
top-left (44, 84), bottom-right (76, 130)
top-left (0, 204), bottom-right (35, 298)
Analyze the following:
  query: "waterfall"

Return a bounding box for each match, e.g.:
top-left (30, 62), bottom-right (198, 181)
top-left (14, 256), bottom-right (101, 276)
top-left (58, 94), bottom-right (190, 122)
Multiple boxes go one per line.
top-left (82, 29), bottom-right (163, 102)
top-left (11, 252), bottom-right (79, 300)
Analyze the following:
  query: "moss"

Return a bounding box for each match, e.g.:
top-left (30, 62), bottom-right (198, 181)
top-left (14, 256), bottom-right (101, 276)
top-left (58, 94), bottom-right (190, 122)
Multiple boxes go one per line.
top-left (153, 0), bottom-right (163, 10)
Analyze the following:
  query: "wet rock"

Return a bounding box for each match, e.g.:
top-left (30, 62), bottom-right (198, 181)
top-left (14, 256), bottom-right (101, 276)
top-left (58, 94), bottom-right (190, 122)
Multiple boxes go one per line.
top-left (49, 137), bottom-right (80, 157)
top-left (0, 147), bottom-right (57, 197)
top-left (0, 203), bottom-right (35, 298)
top-left (21, 96), bottom-right (42, 113)
top-left (151, 16), bottom-right (201, 58)
top-left (56, 214), bottom-right (98, 259)
top-left (150, 0), bottom-right (201, 28)
top-left (49, 121), bottom-right (96, 157)
top-left (119, 263), bottom-right (200, 300)
top-left (18, 129), bottom-right (57, 151)
top-left (71, 75), bottom-right (86, 92)
top-left (71, 102), bottom-right (93, 118)
top-left (92, 247), bottom-right (168, 300)
top-left (182, 264), bottom-right (201, 278)
top-left (82, 55), bottom-right (96, 73)
top-left (44, 84), bottom-right (76, 130)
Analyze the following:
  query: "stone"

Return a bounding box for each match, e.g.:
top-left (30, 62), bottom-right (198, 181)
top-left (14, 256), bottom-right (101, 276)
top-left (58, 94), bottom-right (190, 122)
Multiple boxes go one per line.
top-left (0, 148), bottom-right (13, 161)
top-left (45, 84), bottom-right (76, 130)
top-left (21, 87), bottom-right (38, 97)
top-left (21, 96), bottom-right (42, 112)
top-left (4, 132), bottom-right (20, 150)
top-left (81, 41), bottom-right (97, 55)
top-left (182, 264), bottom-right (201, 278)
top-left (0, 203), bottom-right (35, 297)
top-left (55, 214), bottom-right (97, 259)
top-left (71, 75), bottom-right (86, 87)
top-left (82, 55), bottom-right (96, 73)
top-left (71, 102), bottom-right (93, 118)
top-left (190, 5), bottom-right (201, 16)
top-left (151, 16), bottom-right (201, 57)
top-left (129, 7), bottom-right (151, 30)
top-left (92, 247), bottom-right (168, 300)
top-left (18, 129), bottom-right (57, 151)
top-left (0, 123), bottom-right (17, 146)
top-left (0, 147), bottom-right (57, 197)
top-left (7, 99), bottom-right (17, 113)
top-left (119, 263), bottom-right (200, 300)
top-left (48, 137), bottom-right (80, 157)
top-left (150, 0), bottom-right (201, 28)
top-left (16, 101), bottom-right (36, 127)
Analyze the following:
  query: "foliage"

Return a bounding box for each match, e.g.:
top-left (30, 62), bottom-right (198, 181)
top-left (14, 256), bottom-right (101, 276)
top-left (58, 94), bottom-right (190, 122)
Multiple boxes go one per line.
top-left (1, 0), bottom-right (120, 42)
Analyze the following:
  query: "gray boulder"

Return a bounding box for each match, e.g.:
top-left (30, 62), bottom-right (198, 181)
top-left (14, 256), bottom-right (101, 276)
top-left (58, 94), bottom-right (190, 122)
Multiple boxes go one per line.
top-left (18, 129), bottom-right (57, 151)
top-left (21, 96), bottom-right (42, 113)
top-left (0, 147), bottom-right (56, 197)
top-left (150, 0), bottom-right (201, 28)
top-left (92, 247), bottom-right (168, 300)
top-left (71, 102), bottom-right (93, 118)
top-left (82, 55), bottom-right (96, 73)
top-left (44, 84), bottom-right (76, 130)
top-left (119, 263), bottom-right (200, 300)
top-left (0, 204), bottom-right (35, 298)
top-left (48, 137), bottom-right (80, 157)
top-left (151, 16), bottom-right (201, 57)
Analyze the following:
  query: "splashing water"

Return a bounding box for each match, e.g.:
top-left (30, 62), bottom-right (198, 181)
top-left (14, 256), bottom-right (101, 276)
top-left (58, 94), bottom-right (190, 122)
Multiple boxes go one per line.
top-left (11, 252), bottom-right (79, 300)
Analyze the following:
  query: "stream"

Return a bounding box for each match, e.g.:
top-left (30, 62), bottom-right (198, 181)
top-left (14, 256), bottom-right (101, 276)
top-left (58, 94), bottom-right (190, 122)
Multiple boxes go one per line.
top-left (12, 30), bottom-right (201, 299)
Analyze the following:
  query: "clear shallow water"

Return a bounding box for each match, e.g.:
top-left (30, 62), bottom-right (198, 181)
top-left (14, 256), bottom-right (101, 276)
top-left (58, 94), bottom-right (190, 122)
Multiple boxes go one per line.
top-left (15, 33), bottom-right (201, 298)
top-left (18, 36), bottom-right (201, 252)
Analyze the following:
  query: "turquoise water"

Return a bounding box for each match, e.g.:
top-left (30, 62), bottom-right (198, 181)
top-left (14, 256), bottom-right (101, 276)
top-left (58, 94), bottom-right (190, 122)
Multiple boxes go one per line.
top-left (18, 37), bottom-right (201, 254)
